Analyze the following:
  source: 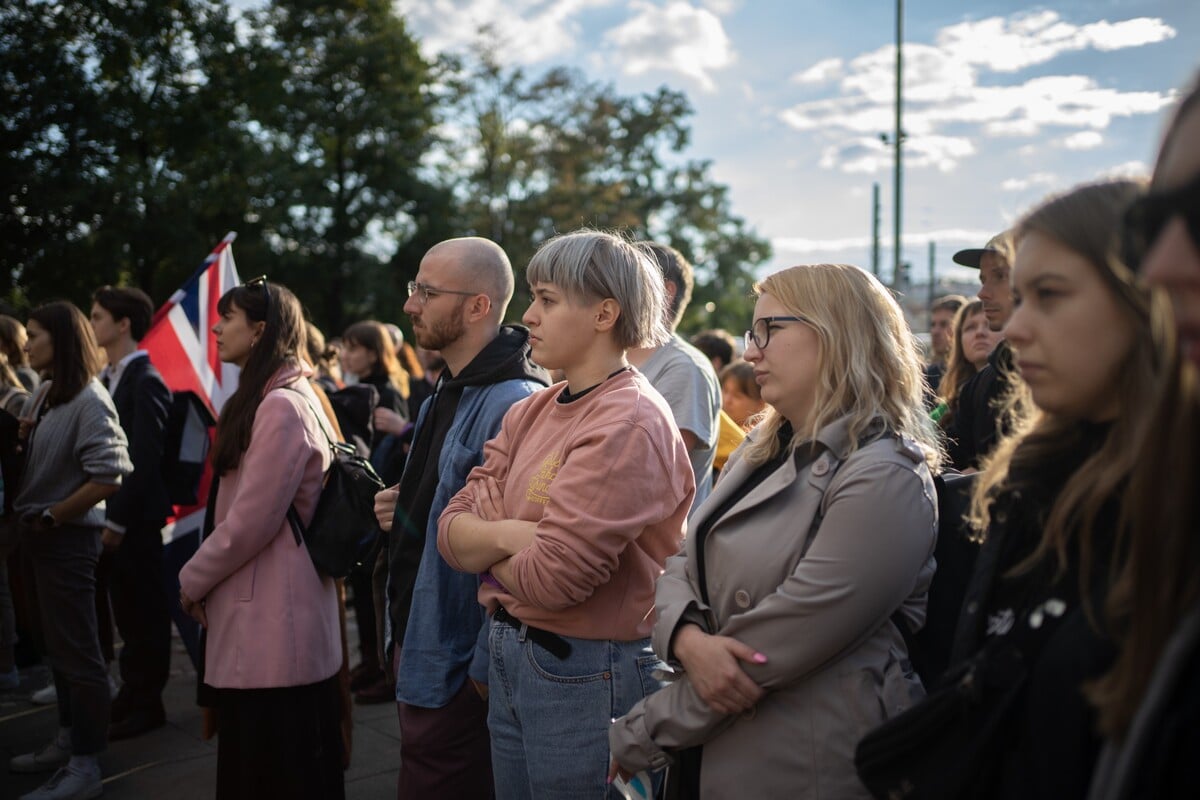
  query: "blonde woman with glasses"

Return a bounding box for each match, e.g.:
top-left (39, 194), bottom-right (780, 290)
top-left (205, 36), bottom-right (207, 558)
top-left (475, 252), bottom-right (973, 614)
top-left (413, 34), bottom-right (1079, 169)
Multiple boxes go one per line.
top-left (610, 263), bottom-right (941, 798)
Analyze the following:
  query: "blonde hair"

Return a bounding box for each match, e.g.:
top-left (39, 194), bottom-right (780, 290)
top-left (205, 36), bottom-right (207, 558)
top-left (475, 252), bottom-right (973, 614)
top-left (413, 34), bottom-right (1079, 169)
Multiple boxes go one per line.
top-left (740, 264), bottom-right (942, 469)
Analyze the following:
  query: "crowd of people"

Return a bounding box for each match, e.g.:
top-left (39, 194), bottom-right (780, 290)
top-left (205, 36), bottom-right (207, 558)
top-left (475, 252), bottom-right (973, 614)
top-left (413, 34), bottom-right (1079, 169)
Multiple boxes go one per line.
top-left (0, 74), bottom-right (1197, 800)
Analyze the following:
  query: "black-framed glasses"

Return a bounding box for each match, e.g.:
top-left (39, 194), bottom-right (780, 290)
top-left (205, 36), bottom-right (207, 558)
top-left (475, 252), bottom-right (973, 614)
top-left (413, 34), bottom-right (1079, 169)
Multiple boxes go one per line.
top-left (406, 280), bottom-right (478, 305)
top-left (244, 275), bottom-right (270, 322)
top-left (1122, 173), bottom-right (1200, 271)
top-left (744, 316), bottom-right (807, 351)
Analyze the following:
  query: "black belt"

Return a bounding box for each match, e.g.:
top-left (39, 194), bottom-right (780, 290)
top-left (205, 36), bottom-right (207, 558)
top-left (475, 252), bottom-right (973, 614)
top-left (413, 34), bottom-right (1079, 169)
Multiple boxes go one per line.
top-left (493, 607), bottom-right (573, 660)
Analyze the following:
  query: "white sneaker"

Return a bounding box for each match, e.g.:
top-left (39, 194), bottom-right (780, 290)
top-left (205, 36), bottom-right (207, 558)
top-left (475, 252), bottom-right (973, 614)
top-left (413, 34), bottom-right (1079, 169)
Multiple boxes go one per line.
top-left (9, 740), bottom-right (70, 773)
top-left (19, 764), bottom-right (103, 800)
top-left (30, 682), bottom-right (57, 705)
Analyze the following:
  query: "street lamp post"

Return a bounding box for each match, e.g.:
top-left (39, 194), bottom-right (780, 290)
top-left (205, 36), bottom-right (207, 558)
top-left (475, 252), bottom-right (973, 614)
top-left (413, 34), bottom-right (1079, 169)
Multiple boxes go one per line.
top-left (892, 0), bottom-right (903, 291)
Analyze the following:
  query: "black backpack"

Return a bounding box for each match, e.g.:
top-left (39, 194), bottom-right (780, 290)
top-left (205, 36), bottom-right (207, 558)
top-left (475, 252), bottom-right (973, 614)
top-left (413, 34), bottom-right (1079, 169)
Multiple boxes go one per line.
top-left (284, 387), bottom-right (386, 578)
top-left (896, 471), bottom-right (979, 687)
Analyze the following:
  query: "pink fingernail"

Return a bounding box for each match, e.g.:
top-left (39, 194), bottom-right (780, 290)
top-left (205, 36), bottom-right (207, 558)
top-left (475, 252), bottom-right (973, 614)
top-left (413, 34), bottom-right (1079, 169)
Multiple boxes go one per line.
top-left (753, 652), bottom-right (768, 664)
top-left (606, 776), bottom-right (613, 785)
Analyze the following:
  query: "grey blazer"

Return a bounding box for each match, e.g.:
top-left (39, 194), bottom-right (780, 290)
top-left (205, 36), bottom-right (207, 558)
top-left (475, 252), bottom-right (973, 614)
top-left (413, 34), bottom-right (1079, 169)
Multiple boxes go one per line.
top-left (610, 414), bottom-right (937, 799)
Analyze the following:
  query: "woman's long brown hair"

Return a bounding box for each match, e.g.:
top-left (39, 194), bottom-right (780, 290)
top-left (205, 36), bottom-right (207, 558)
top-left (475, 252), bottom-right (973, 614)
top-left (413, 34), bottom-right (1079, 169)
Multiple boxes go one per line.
top-left (1088, 78), bottom-right (1200, 739)
top-left (211, 281), bottom-right (306, 475)
top-left (28, 302), bottom-right (104, 406)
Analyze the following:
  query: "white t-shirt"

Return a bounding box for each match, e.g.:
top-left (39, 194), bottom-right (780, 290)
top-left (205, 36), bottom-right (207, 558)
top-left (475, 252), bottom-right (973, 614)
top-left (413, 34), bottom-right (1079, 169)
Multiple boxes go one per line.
top-left (637, 335), bottom-right (721, 510)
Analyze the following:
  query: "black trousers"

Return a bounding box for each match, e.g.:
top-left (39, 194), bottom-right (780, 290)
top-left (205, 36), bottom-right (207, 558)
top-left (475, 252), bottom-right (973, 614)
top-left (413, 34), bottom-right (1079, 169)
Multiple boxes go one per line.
top-left (348, 567), bottom-right (379, 670)
top-left (215, 674), bottom-right (345, 800)
top-left (23, 524), bottom-right (110, 754)
top-left (108, 519), bottom-right (171, 715)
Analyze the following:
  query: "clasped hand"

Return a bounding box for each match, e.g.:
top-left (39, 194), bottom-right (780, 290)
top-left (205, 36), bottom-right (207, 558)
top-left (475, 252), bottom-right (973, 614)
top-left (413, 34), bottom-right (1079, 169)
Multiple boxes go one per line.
top-left (180, 588), bottom-right (207, 627)
top-left (672, 623), bottom-right (767, 715)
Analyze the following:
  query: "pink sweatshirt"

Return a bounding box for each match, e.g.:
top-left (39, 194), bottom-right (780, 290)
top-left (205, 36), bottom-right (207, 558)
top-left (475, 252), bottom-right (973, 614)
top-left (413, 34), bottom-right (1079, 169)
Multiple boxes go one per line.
top-left (438, 368), bottom-right (694, 641)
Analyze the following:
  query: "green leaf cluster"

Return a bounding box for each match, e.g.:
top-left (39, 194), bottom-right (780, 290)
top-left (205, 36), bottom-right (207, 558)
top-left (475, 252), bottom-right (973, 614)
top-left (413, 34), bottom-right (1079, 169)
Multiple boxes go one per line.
top-left (2, 1), bottom-right (769, 337)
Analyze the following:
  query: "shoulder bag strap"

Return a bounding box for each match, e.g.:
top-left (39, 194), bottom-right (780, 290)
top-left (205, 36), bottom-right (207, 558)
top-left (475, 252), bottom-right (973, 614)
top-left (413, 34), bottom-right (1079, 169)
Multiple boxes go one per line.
top-left (278, 382), bottom-right (334, 547)
top-left (202, 475), bottom-right (220, 540)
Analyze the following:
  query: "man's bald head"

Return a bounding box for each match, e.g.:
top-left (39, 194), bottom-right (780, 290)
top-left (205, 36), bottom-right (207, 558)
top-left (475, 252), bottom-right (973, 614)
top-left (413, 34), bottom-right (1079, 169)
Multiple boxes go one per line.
top-left (425, 237), bottom-right (514, 322)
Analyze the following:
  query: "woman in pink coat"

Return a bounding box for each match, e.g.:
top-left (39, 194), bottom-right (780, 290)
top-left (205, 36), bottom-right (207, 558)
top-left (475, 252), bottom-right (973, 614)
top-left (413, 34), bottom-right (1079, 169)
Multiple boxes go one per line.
top-left (179, 278), bottom-right (341, 800)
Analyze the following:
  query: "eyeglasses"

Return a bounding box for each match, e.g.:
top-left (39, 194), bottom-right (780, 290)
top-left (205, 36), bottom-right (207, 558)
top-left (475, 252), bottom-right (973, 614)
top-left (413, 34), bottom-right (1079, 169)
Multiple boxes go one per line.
top-left (744, 316), bottom-right (807, 351)
top-left (1122, 173), bottom-right (1200, 271)
top-left (406, 281), bottom-right (478, 305)
top-left (244, 275), bottom-right (270, 321)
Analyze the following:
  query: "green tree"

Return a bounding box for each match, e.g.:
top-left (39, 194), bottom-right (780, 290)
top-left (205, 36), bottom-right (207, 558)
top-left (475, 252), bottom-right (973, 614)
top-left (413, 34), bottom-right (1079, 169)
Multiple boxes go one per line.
top-left (0, 0), bottom-right (251, 310)
top-left (440, 49), bottom-right (771, 332)
top-left (236, 0), bottom-right (447, 332)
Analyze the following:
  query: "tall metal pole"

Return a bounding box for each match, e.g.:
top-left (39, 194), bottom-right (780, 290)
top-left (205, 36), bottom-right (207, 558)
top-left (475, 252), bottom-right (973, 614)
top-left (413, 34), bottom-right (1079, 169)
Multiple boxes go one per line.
top-left (892, 0), bottom-right (903, 290)
top-left (872, 182), bottom-right (881, 277)
top-left (928, 240), bottom-right (936, 313)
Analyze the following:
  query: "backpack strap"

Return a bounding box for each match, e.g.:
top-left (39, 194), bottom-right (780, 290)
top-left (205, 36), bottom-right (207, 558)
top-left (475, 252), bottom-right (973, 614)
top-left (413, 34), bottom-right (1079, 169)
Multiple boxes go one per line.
top-left (279, 382), bottom-right (335, 548)
top-left (280, 383), bottom-right (337, 450)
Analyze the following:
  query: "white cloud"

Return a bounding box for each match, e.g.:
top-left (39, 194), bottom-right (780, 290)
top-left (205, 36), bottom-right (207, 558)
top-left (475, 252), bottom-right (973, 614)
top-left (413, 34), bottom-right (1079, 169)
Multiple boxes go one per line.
top-left (603, 1), bottom-right (736, 91)
top-left (791, 57), bottom-right (843, 85)
top-left (1062, 131), bottom-right (1103, 150)
top-left (935, 11), bottom-right (1176, 73)
top-left (1001, 172), bottom-right (1059, 191)
top-left (1084, 17), bottom-right (1179, 51)
top-left (779, 10), bottom-right (1176, 173)
top-left (393, 0), bottom-right (617, 64)
top-left (1095, 160), bottom-right (1151, 180)
top-left (817, 134), bottom-right (974, 175)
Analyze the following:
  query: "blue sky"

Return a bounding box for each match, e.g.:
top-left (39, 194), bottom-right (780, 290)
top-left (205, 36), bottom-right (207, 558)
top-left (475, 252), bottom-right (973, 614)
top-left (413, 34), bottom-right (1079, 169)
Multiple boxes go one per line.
top-left (395, 0), bottom-right (1198, 283)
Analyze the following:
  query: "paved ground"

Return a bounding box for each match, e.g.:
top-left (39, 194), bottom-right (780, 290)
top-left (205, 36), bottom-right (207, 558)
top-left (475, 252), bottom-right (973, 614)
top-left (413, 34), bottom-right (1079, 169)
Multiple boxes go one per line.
top-left (0, 634), bottom-right (401, 799)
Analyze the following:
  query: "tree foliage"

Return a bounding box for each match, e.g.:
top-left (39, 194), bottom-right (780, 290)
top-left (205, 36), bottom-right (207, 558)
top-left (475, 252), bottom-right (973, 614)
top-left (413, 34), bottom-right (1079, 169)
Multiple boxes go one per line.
top-left (440, 49), bottom-right (771, 332)
top-left (0, 0), bottom-right (247, 307)
top-left (233, 0), bottom-right (444, 332)
top-left (3, 5), bottom-right (769, 336)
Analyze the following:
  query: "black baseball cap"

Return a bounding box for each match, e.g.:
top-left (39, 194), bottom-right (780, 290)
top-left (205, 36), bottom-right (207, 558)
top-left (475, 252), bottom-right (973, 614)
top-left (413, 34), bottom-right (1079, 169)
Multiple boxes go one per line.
top-left (952, 231), bottom-right (1012, 268)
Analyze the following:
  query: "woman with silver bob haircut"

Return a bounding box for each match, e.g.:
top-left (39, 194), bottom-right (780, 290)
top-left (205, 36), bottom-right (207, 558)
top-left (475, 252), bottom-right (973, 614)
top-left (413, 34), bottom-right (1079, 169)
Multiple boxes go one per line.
top-left (610, 263), bottom-right (942, 798)
top-left (523, 231), bottom-right (672, 349)
top-left (437, 230), bottom-right (696, 798)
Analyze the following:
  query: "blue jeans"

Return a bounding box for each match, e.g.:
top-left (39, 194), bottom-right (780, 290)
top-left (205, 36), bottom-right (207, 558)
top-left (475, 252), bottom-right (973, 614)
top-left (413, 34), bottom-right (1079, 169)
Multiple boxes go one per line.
top-left (488, 619), bottom-right (666, 800)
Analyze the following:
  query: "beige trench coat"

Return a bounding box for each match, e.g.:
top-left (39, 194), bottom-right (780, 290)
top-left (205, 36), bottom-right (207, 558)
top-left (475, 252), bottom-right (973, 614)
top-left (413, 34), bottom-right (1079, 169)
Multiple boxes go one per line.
top-left (610, 415), bottom-right (937, 798)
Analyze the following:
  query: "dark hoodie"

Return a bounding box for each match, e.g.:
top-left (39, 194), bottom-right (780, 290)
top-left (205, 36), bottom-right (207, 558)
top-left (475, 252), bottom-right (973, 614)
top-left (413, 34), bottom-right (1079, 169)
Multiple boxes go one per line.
top-left (385, 324), bottom-right (548, 652)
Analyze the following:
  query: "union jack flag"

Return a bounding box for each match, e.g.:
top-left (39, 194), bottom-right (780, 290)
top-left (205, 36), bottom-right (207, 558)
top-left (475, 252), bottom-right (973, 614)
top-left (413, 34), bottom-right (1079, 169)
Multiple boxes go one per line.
top-left (142, 231), bottom-right (242, 418)
top-left (141, 232), bottom-right (241, 667)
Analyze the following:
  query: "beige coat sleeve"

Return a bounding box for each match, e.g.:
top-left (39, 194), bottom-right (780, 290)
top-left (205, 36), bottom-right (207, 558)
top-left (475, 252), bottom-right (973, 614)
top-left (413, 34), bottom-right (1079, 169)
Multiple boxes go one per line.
top-left (611, 455), bottom-right (936, 771)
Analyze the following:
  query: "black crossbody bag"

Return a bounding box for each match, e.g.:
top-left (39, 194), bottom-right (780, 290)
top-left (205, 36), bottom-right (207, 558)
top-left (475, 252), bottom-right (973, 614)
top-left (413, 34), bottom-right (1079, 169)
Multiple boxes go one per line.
top-left (854, 582), bottom-right (1070, 799)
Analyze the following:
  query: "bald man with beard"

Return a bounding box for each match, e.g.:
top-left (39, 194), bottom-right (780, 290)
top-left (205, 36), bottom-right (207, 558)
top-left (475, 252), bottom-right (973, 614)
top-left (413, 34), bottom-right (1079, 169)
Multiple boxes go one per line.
top-left (375, 238), bottom-right (549, 798)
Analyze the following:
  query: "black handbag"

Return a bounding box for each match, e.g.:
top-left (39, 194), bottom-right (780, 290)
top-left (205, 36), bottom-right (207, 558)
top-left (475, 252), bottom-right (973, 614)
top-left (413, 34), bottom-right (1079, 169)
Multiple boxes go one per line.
top-left (855, 565), bottom-right (1073, 800)
top-left (854, 637), bottom-right (1029, 799)
top-left (285, 387), bottom-right (386, 578)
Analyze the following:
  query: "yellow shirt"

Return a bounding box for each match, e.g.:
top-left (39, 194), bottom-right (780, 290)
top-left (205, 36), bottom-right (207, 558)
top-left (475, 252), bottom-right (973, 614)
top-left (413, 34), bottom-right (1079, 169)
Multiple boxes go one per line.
top-left (713, 409), bottom-right (746, 472)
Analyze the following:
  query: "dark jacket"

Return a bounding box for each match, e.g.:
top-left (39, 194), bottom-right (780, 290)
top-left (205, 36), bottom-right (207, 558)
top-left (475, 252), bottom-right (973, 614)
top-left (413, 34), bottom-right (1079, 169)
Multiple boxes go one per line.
top-left (951, 421), bottom-right (1117, 800)
top-left (1089, 602), bottom-right (1200, 800)
top-left (107, 354), bottom-right (173, 527)
top-left (386, 325), bottom-right (549, 703)
top-left (946, 341), bottom-right (1014, 471)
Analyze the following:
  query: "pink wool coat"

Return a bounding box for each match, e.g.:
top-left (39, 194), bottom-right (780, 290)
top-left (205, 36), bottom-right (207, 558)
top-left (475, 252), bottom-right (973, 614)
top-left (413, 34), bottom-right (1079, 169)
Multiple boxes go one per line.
top-left (179, 365), bottom-right (339, 689)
